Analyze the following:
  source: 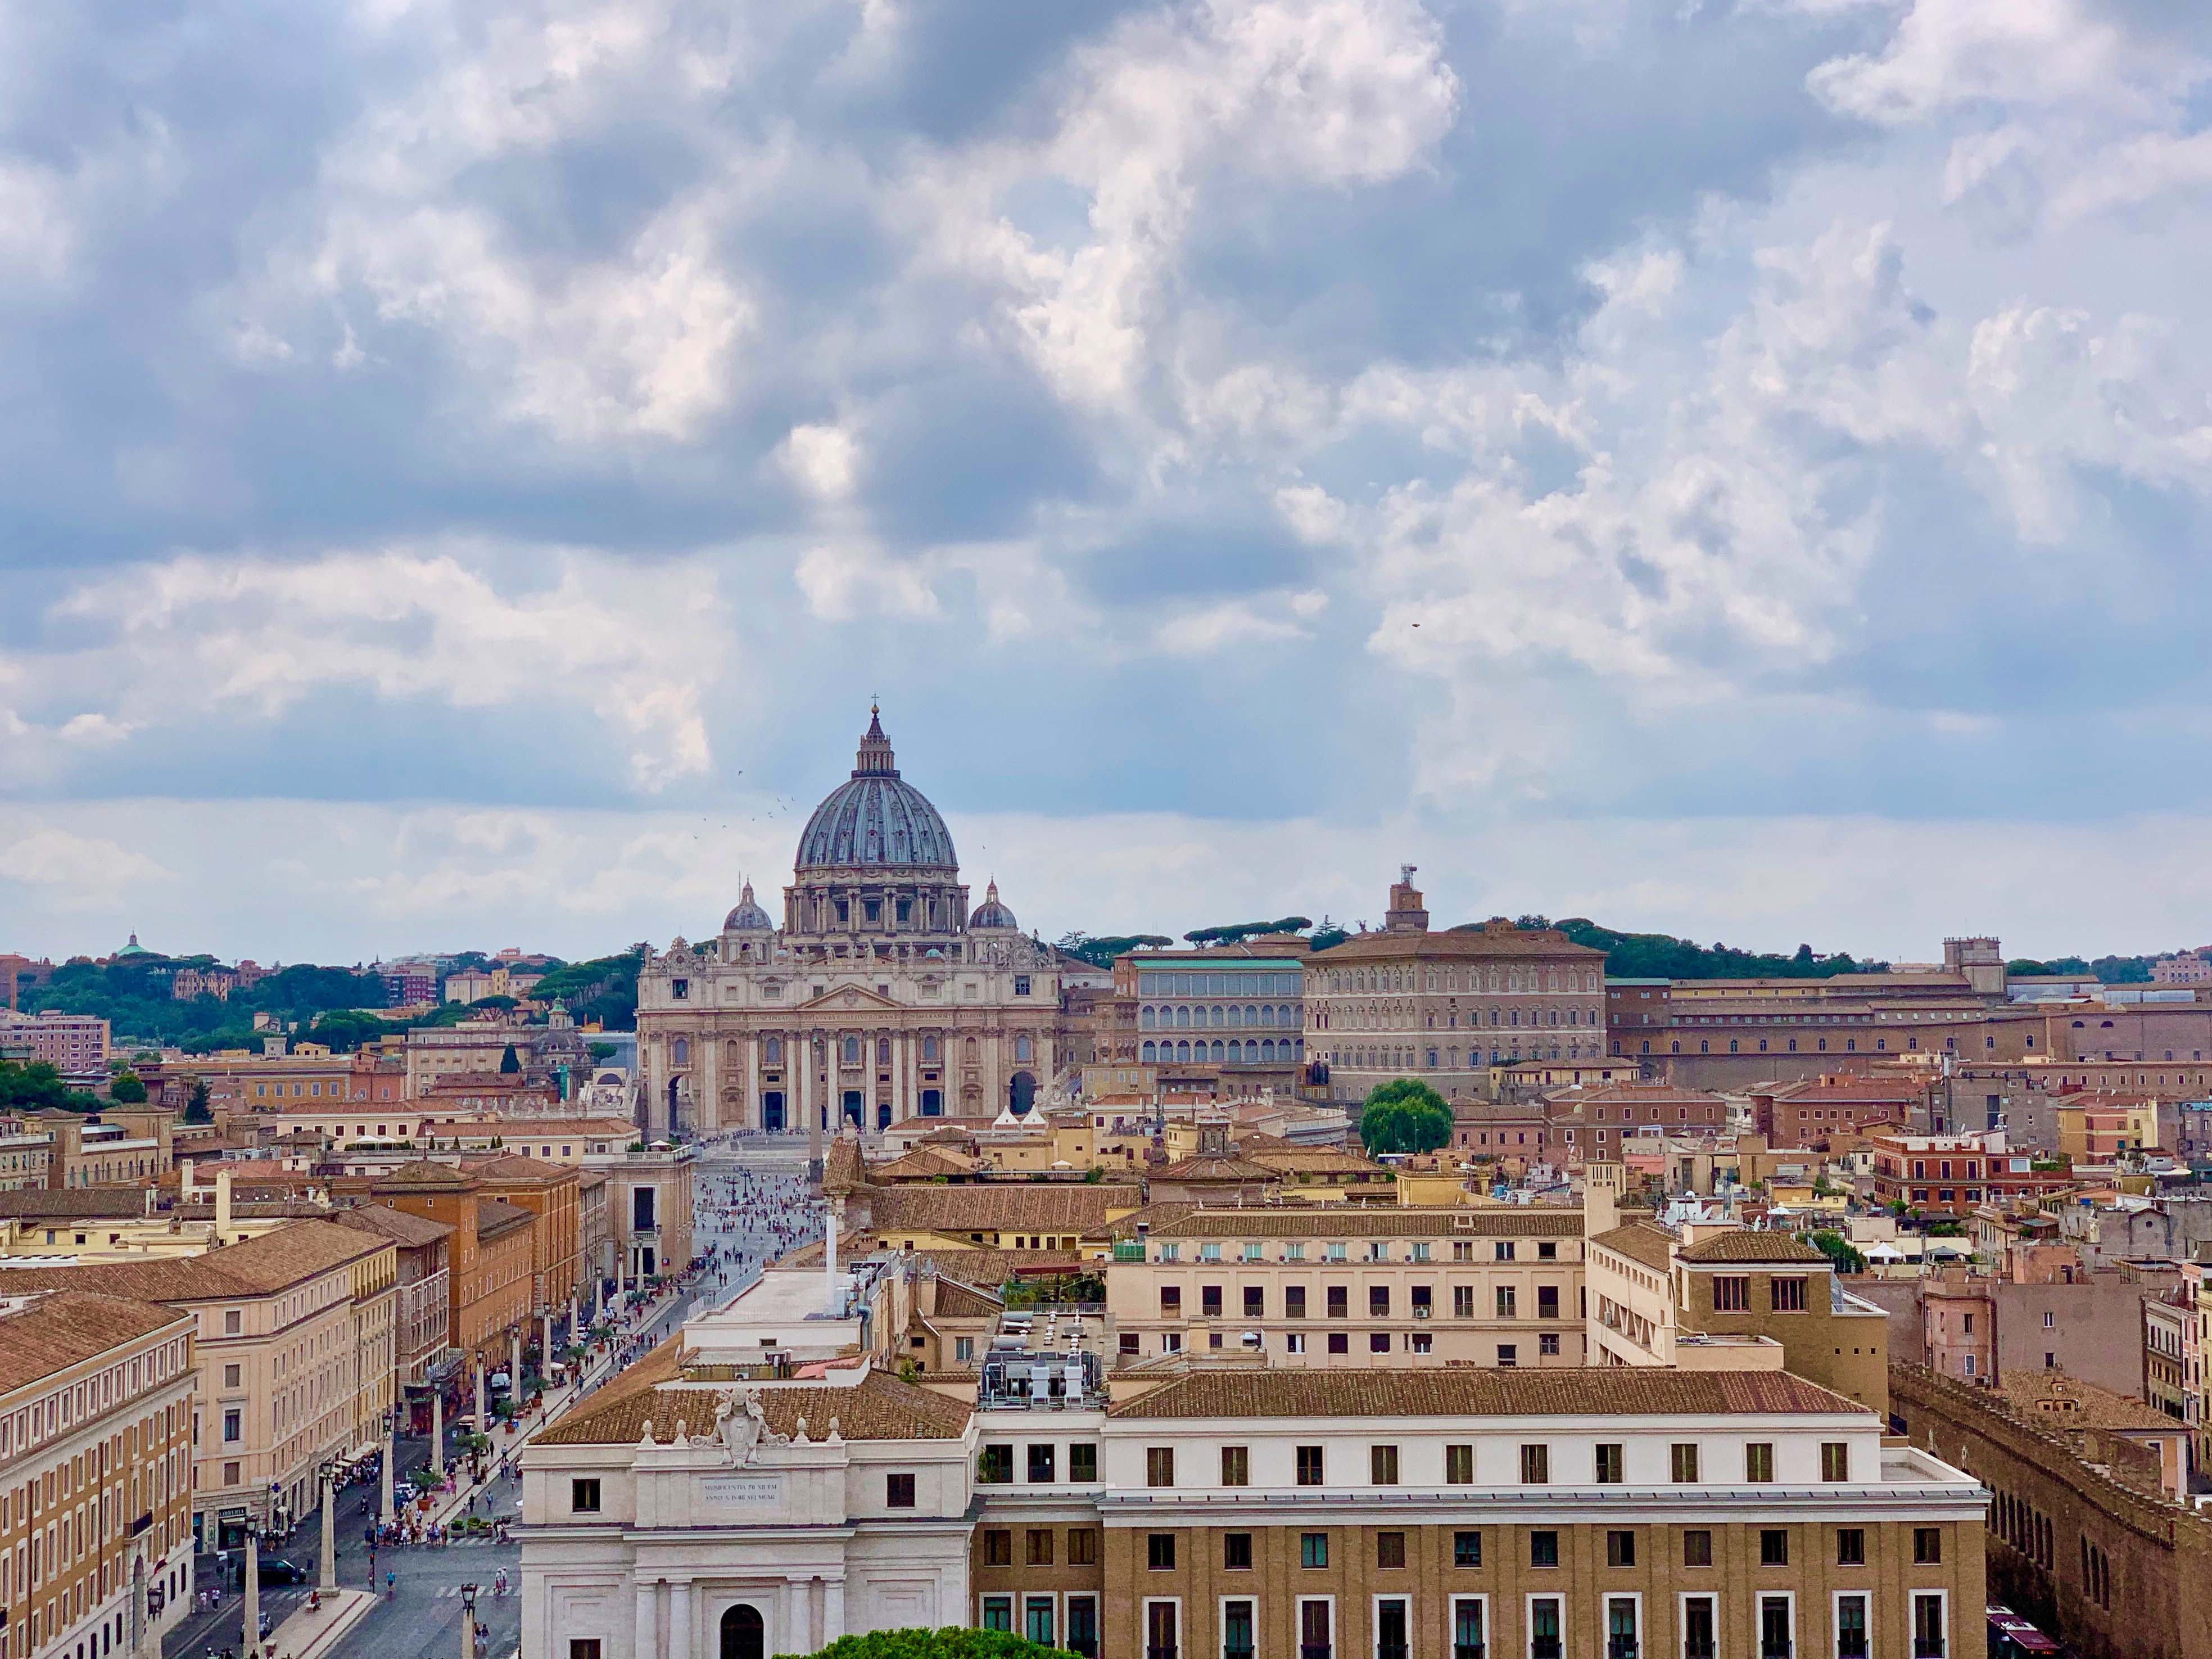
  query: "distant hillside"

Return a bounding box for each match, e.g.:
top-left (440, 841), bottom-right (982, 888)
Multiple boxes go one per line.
top-left (1444, 917), bottom-right (1891, 979)
top-left (29, 956), bottom-right (390, 1054)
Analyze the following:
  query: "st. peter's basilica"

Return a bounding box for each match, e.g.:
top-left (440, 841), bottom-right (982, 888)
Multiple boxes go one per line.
top-left (635, 709), bottom-right (1061, 1140)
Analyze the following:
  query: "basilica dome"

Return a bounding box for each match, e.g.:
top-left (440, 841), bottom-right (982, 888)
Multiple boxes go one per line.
top-left (723, 880), bottom-right (773, 932)
top-left (968, 880), bottom-right (1018, 931)
top-left (794, 707), bottom-right (959, 873)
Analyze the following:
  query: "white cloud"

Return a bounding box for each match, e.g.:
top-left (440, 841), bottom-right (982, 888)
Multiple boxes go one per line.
top-left (0, 829), bottom-right (169, 909)
top-left (26, 543), bottom-right (725, 788)
top-left (779, 423), bottom-right (862, 500)
top-left (1153, 591), bottom-right (1323, 655)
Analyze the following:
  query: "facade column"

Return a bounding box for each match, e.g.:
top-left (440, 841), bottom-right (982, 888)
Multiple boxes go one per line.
top-left (697, 1037), bottom-right (719, 1135)
top-left (431, 1385), bottom-right (445, 1481)
top-left (634, 1582), bottom-right (658, 1659)
top-left (892, 1034), bottom-right (906, 1122)
top-left (824, 1577), bottom-right (847, 1642)
top-left (668, 1580), bottom-right (694, 1659)
top-left (747, 1036), bottom-right (762, 1132)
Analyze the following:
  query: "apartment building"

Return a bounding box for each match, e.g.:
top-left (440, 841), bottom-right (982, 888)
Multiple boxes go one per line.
top-left (367, 1162), bottom-right (535, 1382)
top-left (329, 1204), bottom-right (454, 1406)
top-left (1105, 1208), bottom-right (1586, 1368)
top-left (0, 1012), bottom-right (108, 1080)
top-left (1865, 1132), bottom-right (2072, 1219)
top-left (465, 1154), bottom-right (583, 1313)
top-left (1584, 1209), bottom-right (1889, 1413)
top-left (518, 1345), bottom-right (1986, 1659)
top-left (0, 1289), bottom-right (197, 1659)
top-left (0, 1126), bottom-right (52, 1191)
top-left (0, 1219), bottom-right (396, 1549)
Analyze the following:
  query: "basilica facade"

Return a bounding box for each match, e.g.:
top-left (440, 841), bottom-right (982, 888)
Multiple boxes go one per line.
top-left (635, 710), bottom-right (1061, 1139)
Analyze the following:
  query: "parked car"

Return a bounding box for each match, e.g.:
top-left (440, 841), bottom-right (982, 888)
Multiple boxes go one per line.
top-left (258, 1557), bottom-right (311, 1585)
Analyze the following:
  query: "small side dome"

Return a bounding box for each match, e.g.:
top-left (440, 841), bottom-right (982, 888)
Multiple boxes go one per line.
top-left (968, 879), bottom-right (1018, 931)
top-left (723, 880), bottom-right (774, 933)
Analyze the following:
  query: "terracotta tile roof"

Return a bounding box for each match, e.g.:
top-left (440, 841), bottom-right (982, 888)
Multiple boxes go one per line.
top-left (870, 1185), bottom-right (1141, 1234)
top-left (476, 1198), bottom-right (533, 1241)
top-left (460, 1153), bottom-right (571, 1185)
top-left (372, 1160), bottom-right (474, 1192)
top-left (1675, 1231), bottom-right (1829, 1264)
top-left (1767, 1078), bottom-right (1924, 1103)
top-left (0, 1189), bottom-right (152, 1220)
top-left (1560, 1083), bottom-right (1725, 1106)
top-left (0, 1218), bottom-right (383, 1300)
top-left (2000, 1369), bottom-right (2181, 1431)
top-left (824, 1138), bottom-right (865, 1194)
top-left (927, 1277), bottom-right (1003, 1321)
top-left (328, 1203), bottom-right (454, 1247)
top-left (1243, 1149), bottom-right (1388, 1174)
top-left (1590, 1223), bottom-right (1676, 1272)
top-left (0, 1290), bottom-right (193, 1396)
top-left (1152, 1154), bottom-right (1278, 1182)
top-left (1109, 1367), bottom-right (1867, 1421)
top-left (870, 1149), bottom-right (976, 1181)
top-left (536, 1364), bottom-right (972, 1445)
top-left (1146, 1208), bottom-right (1581, 1241)
top-left (1313, 926), bottom-right (1603, 963)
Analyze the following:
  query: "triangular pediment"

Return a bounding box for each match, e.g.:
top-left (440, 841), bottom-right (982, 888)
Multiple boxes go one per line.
top-left (797, 984), bottom-right (904, 1012)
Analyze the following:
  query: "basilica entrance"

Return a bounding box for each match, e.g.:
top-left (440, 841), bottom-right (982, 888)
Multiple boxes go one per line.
top-left (920, 1088), bottom-right (942, 1116)
top-left (1008, 1070), bottom-right (1037, 1114)
top-left (721, 1605), bottom-right (765, 1659)
top-left (842, 1089), bottom-right (863, 1127)
top-left (876, 1100), bottom-right (892, 1129)
top-left (762, 1090), bottom-right (784, 1132)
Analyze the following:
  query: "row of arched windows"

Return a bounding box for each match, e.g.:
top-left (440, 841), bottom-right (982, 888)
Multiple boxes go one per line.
top-left (1328, 1043), bottom-right (1589, 1068)
top-left (1140, 1003), bottom-right (1294, 1030)
top-left (1324, 965), bottom-right (1602, 995)
top-left (1141, 1038), bottom-right (1301, 1065)
top-left (1317, 1004), bottom-right (1599, 1030)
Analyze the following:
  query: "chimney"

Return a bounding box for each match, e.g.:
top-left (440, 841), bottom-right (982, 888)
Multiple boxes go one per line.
top-left (179, 1158), bottom-right (195, 1203)
top-left (825, 1206), bottom-right (839, 1314)
top-left (215, 1168), bottom-right (233, 1244)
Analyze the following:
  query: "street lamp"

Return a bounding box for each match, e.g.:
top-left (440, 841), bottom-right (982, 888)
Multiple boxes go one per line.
top-left (380, 1406), bottom-right (398, 1522)
top-left (460, 1581), bottom-right (480, 1659)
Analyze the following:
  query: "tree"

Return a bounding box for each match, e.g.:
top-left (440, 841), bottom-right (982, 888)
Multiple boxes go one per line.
top-left (780, 1629), bottom-right (1077, 1659)
top-left (1358, 1078), bottom-right (1453, 1155)
top-left (184, 1079), bottom-right (212, 1124)
top-left (1809, 1231), bottom-right (1866, 1274)
top-left (0, 1061), bottom-right (100, 1113)
top-left (107, 1072), bottom-right (148, 1105)
top-left (1308, 925), bottom-right (1350, 952)
top-left (499, 1043), bottom-right (521, 1075)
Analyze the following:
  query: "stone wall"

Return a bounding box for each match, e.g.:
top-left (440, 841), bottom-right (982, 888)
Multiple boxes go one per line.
top-left (1890, 1364), bottom-right (2212, 1659)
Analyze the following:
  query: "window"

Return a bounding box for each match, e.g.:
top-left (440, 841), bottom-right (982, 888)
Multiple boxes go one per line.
top-left (984, 1530), bottom-right (1014, 1566)
top-left (1495, 1241), bottom-right (1517, 1261)
top-left (1301, 1598), bottom-right (1334, 1659)
top-left (1454, 1530), bottom-right (1483, 1568)
top-left (1455, 1286), bottom-right (1475, 1318)
top-left (1453, 1599), bottom-right (1486, 1659)
top-left (1377, 1530), bottom-right (1407, 1568)
top-left (571, 1479), bottom-right (601, 1513)
top-left (1912, 1594), bottom-right (1946, 1659)
top-left (223, 1409), bottom-right (241, 1443)
top-left (1069, 1529), bottom-right (1098, 1565)
top-left (1147, 1448), bottom-right (1177, 1488)
top-left (1745, 1442), bottom-right (1774, 1482)
top-left (1606, 1597), bottom-right (1639, 1659)
top-left (1301, 1532), bottom-right (1329, 1568)
top-left (982, 1597), bottom-right (1014, 1633)
top-left (1681, 1598), bottom-right (1716, 1659)
top-left (1835, 1529), bottom-right (1865, 1566)
top-left (1446, 1443), bottom-right (1474, 1484)
top-left (1539, 1332), bottom-right (1560, 1356)
top-left (1537, 1285), bottom-right (1559, 1319)
top-left (1914, 1527), bottom-right (1942, 1565)
top-left (1297, 1445), bottom-right (1326, 1485)
top-left (1147, 1601), bottom-right (1179, 1659)
top-left (1713, 1277), bottom-right (1749, 1312)
top-left (1224, 1599), bottom-right (1256, 1659)
top-left (1530, 1530), bottom-right (1559, 1568)
top-left (1772, 1277), bottom-right (1807, 1312)
top-left (1202, 1286), bottom-right (1223, 1317)
top-left (224, 1310), bottom-right (241, 1335)
top-left (1835, 1594), bottom-right (1869, 1659)
top-left (1029, 1444), bottom-right (1057, 1482)
top-left (1328, 1286), bottom-right (1349, 1318)
top-left (1245, 1287), bottom-right (1265, 1317)
top-left (223, 1364), bottom-right (241, 1388)
top-left (1028, 1529), bottom-right (1056, 1566)
top-left (1025, 1595), bottom-right (1056, 1646)
top-left (1224, 1533), bottom-right (1253, 1570)
top-left (1821, 1442), bottom-right (1851, 1482)
top-left (1519, 1444), bottom-right (1549, 1484)
top-left (1286, 1286), bottom-right (1308, 1318)
top-left (1370, 1286), bottom-right (1391, 1317)
top-left (1372, 1444), bottom-right (1400, 1485)
top-left (1670, 1443), bottom-right (1699, 1483)
top-left (1328, 1333), bottom-right (1349, 1354)
top-left (1529, 1598), bottom-right (1562, 1659)
top-left (1759, 1530), bottom-right (1789, 1567)
top-left (1071, 1444), bottom-right (1098, 1482)
top-left (1606, 1530), bottom-right (1636, 1568)
top-left (1148, 1533), bottom-right (1177, 1571)
top-left (979, 1446), bottom-right (1014, 1484)
top-left (1595, 1443), bottom-right (1624, 1484)
top-left (1682, 1531), bottom-right (1713, 1568)
top-left (1496, 1342), bottom-right (1518, 1367)
top-left (571, 1644), bottom-right (604, 1659)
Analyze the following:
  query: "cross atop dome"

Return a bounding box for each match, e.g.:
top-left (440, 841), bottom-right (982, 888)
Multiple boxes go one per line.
top-left (853, 703), bottom-right (898, 778)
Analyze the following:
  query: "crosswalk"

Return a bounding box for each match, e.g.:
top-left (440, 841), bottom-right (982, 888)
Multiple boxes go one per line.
top-left (427, 1584), bottom-right (516, 1598)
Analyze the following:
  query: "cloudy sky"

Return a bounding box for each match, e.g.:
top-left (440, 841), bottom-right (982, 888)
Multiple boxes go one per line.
top-left (6, 0), bottom-right (2212, 966)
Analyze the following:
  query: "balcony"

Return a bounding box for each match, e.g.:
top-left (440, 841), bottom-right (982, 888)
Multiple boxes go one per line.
top-left (1151, 1648), bottom-right (1179, 1659)
top-left (1113, 1242), bottom-right (1146, 1262)
top-left (1532, 1642), bottom-right (1563, 1659)
top-left (1912, 1645), bottom-right (1944, 1659)
top-left (1684, 1647), bottom-right (1716, 1659)
top-left (1379, 1646), bottom-right (1408, 1659)
top-left (1455, 1646), bottom-right (1487, 1659)
top-left (1303, 1646), bottom-right (1334, 1659)
top-left (1609, 1643), bottom-right (1639, 1659)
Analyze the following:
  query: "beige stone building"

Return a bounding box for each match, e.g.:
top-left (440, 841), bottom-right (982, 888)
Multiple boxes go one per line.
top-left (1306, 873), bottom-right (1609, 1105)
top-left (0, 1288), bottom-right (198, 1659)
top-left (1106, 1206), bottom-right (1587, 1368)
top-left (0, 1219), bottom-right (397, 1548)
top-left (637, 709), bottom-right (1061, 1140)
